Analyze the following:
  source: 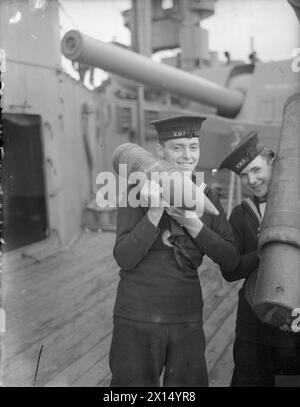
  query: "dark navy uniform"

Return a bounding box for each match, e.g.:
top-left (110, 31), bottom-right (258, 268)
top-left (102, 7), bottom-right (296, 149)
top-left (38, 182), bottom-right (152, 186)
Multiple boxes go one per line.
top-left (109, 187), bottom-right (238, 387)
top-left (109, 116), bottom-right (239, 387)
top-left (224, 196), bottom-right (300, 386)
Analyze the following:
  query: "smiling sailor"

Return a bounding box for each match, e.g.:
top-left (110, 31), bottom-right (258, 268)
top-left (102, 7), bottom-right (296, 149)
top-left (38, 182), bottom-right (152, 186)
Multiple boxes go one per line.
top-left (108, 115), bottom-right (239, 387)
top-left (218, 131), bottom-right (300, 387)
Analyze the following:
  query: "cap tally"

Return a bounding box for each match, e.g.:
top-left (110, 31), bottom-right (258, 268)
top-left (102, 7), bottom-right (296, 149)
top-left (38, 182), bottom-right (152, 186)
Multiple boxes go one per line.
top-left (219, 131), bottom-right (265, 174)
top-left (151, 115), bottom-right (207, 142)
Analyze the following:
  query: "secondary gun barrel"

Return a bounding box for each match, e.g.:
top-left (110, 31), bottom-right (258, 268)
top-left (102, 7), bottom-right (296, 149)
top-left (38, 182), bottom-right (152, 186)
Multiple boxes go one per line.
top-left (252, 93), bottom-right (300, 328)
top-left (61, 30), bottom-right (244, 118)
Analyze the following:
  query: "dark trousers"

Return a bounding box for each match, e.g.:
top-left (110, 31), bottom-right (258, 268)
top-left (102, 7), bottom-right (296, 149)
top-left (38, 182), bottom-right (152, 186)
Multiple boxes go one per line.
top-left (231, 337), bottom-right (300, 387)
top-left (109, 316), bottom-right (208, 387)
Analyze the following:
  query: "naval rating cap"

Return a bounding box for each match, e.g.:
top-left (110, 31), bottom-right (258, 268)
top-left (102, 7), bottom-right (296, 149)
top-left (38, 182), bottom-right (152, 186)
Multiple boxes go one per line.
top-left (151, 115), bottom-right (207, 142)
top-left (219, 131), bottom-right (265, 174)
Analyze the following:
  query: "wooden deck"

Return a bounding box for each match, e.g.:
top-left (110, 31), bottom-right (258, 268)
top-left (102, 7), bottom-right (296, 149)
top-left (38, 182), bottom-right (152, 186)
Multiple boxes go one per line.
top-left (2, 230), bottom-right (241, 387)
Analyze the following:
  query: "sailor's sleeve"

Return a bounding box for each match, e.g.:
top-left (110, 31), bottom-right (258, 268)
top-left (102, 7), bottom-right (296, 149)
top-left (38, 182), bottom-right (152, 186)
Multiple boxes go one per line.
top-left (113, 205), bottom-right (161, 271)
top-left (220, 205), bottom-right (260, 282)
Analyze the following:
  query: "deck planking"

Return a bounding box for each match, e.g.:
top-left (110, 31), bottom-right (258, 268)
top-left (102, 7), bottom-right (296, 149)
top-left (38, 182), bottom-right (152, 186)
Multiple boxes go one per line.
top-left (2, 230), bottom-right (241, 387)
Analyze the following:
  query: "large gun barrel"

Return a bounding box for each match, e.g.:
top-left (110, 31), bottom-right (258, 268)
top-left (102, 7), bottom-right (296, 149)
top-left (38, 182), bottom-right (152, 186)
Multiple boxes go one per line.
top-left (251, 93), bottom-right (300, 328)
top-left (61, 30), bottom-right (244, 118)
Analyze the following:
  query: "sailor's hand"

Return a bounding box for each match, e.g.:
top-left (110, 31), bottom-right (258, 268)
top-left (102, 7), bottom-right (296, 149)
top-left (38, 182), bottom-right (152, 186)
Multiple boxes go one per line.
top-left (166, 207), bottom-right (198, 220)
top-left (166, 207), bottom-right (203, 238)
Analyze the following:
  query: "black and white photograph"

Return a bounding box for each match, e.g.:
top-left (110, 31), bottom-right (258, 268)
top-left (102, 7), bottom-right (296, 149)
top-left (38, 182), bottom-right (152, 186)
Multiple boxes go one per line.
top-left (0, 0), bottom-right (300, 390)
